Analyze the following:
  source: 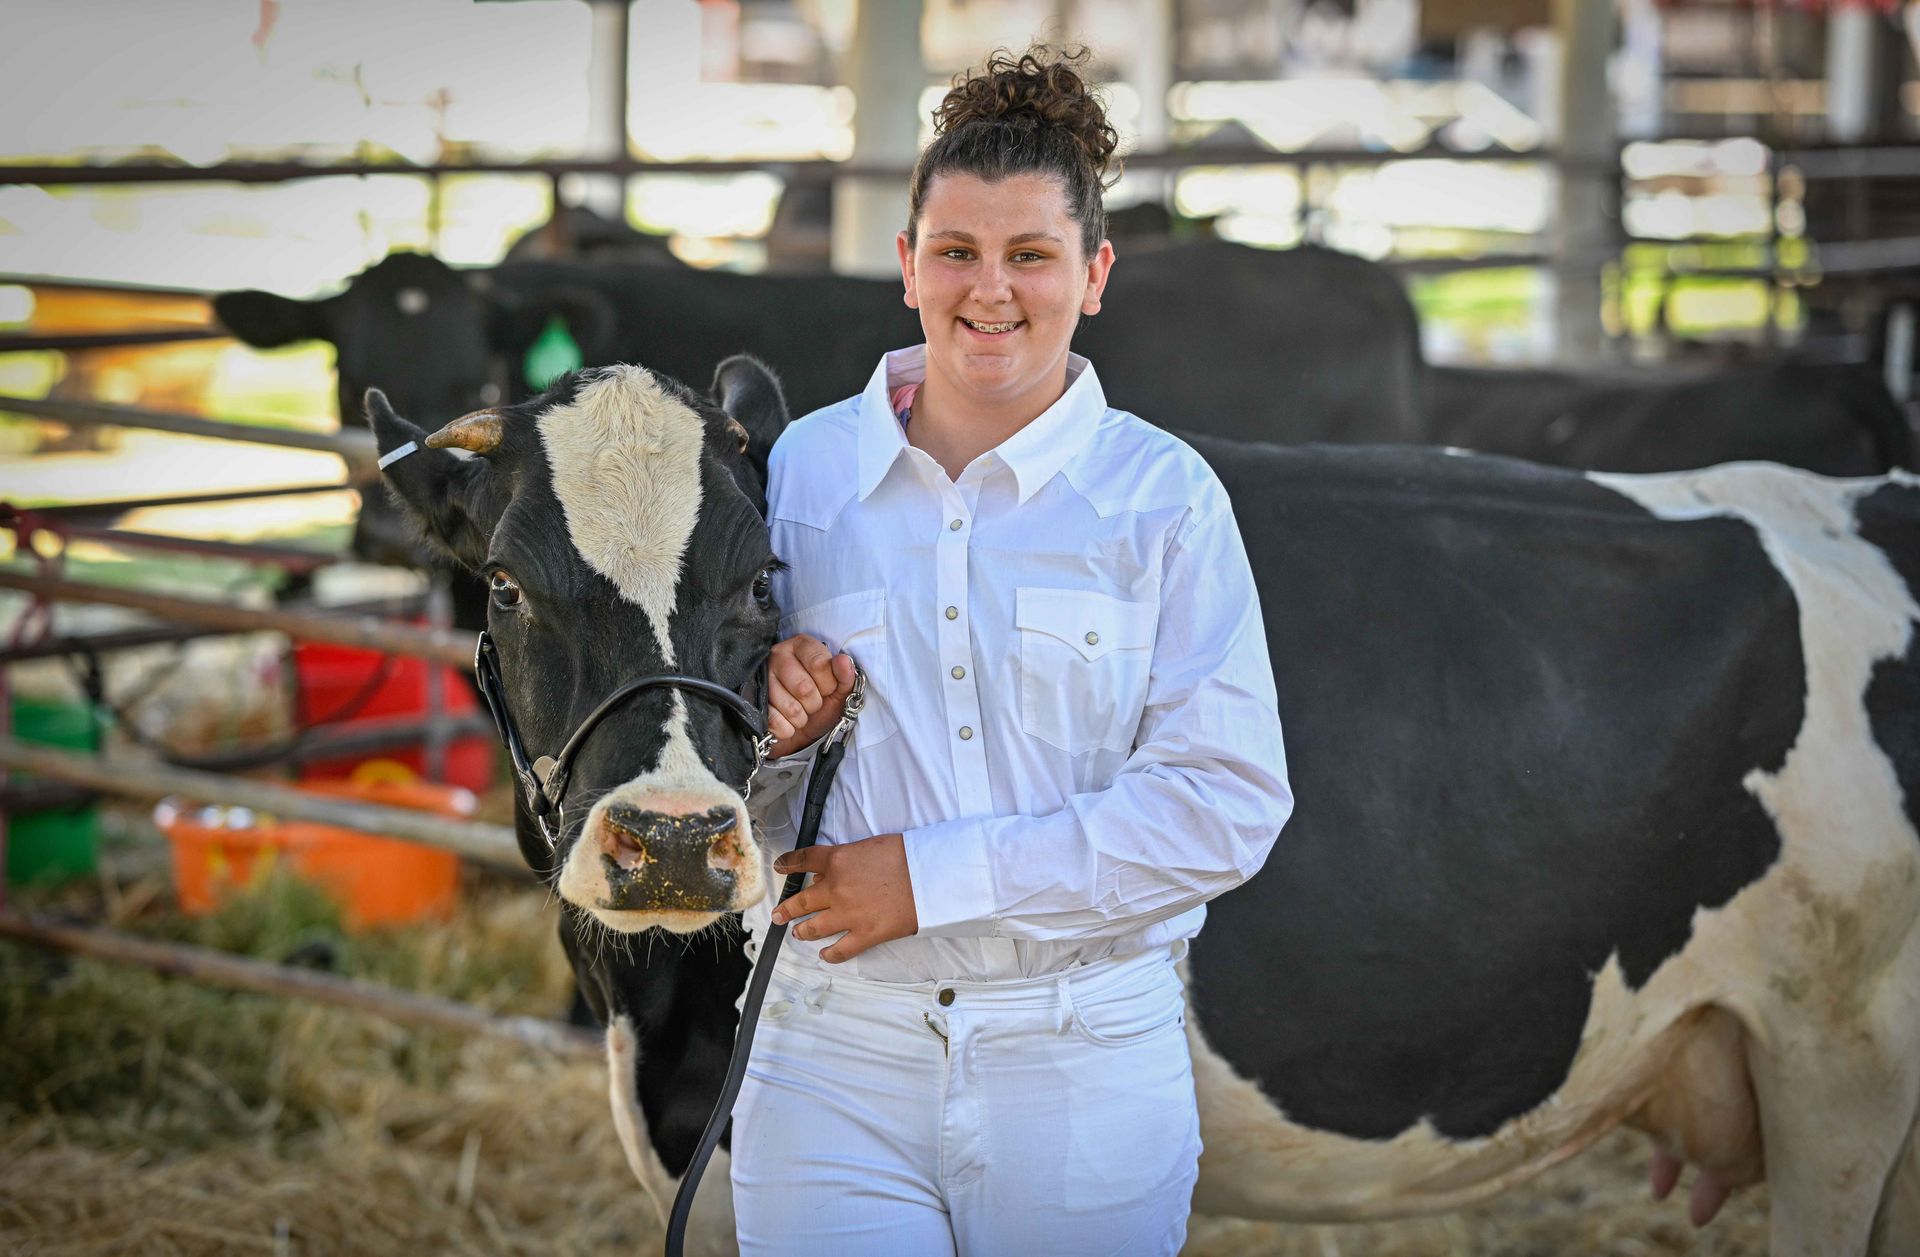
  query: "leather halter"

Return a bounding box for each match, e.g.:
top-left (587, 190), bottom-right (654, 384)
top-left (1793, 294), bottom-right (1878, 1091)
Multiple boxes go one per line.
top-left (473, 630), bottom-right (776, 848)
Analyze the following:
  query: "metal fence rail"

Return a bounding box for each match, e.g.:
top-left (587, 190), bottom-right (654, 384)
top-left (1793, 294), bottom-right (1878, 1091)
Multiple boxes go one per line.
top-left (18, 482), bottom-right (357, 524)
top-left (0, 738), bottom-right (518, 867)
top-left (0, 391), bottom-right (374, 464)
top-left (0, 912), bottom-right (597, 1058)
top-left (0, 328), bottom-right (227, 353)
top-left (0, 571), bottom-right (474, 668)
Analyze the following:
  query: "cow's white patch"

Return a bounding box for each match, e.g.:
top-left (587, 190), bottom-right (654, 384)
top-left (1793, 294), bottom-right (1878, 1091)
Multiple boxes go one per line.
top-left (607, 1014), bottom-right (671, 1226)
top-left (539, 366), bottom-right (765, 929)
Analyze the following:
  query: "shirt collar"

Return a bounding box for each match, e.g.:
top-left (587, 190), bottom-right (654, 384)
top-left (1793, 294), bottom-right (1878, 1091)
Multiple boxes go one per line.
top-left (855, 345), bottom-right (1108, 505)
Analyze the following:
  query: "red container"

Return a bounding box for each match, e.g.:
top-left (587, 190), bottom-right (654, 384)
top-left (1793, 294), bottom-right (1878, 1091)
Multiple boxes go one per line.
top-left (293, 641), bottom-right (493, 792)
top-left (158, 776), bottom-right (475, 929)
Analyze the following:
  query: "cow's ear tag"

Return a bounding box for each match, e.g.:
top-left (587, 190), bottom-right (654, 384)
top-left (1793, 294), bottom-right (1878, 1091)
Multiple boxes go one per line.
top-left (525, 315), bottom-right (582, 390)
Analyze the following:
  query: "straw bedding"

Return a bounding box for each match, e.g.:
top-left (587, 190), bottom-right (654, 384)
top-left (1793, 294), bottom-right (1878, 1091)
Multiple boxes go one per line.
top-left (1, 852), bottom-right (1768, 1256)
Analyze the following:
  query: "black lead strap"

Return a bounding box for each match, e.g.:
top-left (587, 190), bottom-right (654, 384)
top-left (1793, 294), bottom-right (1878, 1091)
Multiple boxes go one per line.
top-left (665, 671), bottom-right (865, 1257)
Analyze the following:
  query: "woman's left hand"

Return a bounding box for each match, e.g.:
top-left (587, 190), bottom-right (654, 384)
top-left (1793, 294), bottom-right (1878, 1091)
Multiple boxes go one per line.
top-left (771, 834), bottom-right (918, 963)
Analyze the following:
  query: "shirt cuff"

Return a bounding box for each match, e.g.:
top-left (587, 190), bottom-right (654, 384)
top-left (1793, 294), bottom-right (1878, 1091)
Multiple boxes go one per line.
top-left (747, 742), bottom-right (819, 811)
top-left (902, 817), bottom-right (999, 938)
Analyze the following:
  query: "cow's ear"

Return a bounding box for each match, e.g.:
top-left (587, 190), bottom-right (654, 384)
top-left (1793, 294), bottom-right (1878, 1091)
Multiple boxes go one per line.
top-left (213, 289), bottom-right (333, 348)
top-left (711, 354), bottom-right (789, 478)
top-left (365, 389), bottom-right (496, 570)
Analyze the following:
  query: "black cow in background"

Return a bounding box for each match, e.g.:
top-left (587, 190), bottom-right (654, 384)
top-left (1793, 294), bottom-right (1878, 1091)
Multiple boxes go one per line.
top-left (217, 243), bottom-right (1428, 445)
top-left (214, 253), bottom-right (603, 626)
top-left (216, 243), bottom-right (1913, 489)
top-left (1427, 360), bottom-right (1913, 477)
top-left (496, 239), bottom-right (1427, 441)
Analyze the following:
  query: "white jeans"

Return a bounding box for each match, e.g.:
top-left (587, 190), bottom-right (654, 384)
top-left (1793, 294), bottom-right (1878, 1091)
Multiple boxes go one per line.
top-left (730, 943), bottom-right (1201, 1256)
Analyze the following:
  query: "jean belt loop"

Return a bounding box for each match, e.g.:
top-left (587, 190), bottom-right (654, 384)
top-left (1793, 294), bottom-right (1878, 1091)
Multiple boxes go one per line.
top-left (1169, 938), bottom-right (1190, 965)
top-left (1054, 973), bottom-right (1077, 1037)
top-left (803, 974), bottom-right (832, 1013)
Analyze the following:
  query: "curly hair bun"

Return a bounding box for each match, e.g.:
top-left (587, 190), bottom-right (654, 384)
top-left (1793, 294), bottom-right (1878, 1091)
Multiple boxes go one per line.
top-left (934, 47), bottom-right (1119, 183)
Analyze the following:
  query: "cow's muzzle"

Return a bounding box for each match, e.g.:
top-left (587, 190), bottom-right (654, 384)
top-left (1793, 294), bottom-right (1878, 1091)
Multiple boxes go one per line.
top-left (577, 800), bottom-right (756, 917)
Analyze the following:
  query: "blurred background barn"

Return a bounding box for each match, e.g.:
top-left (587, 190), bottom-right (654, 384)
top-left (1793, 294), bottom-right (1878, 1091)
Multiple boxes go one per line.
top-left (2, 1), bottom-right (1916, 1253)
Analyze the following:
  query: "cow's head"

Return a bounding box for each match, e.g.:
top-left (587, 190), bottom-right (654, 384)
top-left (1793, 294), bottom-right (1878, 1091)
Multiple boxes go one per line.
top-left (370, 358), bottom-right (785, 934)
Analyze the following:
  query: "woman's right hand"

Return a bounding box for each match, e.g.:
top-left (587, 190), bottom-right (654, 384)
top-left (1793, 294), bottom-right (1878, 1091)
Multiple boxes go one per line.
top-left (766, 634), bottom-right (858, 759)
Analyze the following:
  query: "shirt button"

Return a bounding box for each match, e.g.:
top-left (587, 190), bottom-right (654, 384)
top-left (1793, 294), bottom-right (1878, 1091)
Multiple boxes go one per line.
top-left (1085, 630), bottom-right (1100, 646)
top-left (958, 726), bottom-right (973, 741)
top-left (938, 988), bottom-right (956, 1006)
top-left (945, 606), bottom-right (958, 620)
top-left (951, 665), bottom-right (966, 680)
top-left (949, 518), bottom-right (963, 531)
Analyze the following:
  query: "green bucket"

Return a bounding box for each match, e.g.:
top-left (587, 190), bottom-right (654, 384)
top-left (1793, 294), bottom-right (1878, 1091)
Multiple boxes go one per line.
top-left (7, 696), bottom-right (103, 886)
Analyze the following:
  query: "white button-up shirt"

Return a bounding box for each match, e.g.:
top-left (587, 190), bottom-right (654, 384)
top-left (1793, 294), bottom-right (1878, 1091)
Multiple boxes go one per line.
top-left (747, 346), bottom-right (1291, 983)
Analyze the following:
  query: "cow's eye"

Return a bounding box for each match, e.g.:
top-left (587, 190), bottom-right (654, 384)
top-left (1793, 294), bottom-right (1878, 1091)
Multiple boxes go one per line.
top-left (751, 568), bottom-right (773, 606)
top-left (489, 570), bottom-right (523, 609)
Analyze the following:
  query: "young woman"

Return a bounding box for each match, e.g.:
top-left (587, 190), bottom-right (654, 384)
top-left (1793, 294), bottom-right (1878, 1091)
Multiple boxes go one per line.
top-left (738, 48), bottom-right (1292, 1256)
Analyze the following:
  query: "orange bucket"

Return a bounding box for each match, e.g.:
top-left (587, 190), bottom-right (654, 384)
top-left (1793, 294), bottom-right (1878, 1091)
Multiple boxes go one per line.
top-left (157, 772), bottom-right (475, 929)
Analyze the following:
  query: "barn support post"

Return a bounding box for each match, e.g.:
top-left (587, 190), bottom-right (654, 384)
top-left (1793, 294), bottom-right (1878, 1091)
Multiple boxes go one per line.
top-left (571, 0), bottom-right (632, 222)
top-left (1125, 0), bottom-right (1175, 206)
top-left (832, 0), bottom-right (925, 278)
top-left (1825, 5), bottom-right (1898, 144)
top-left (1552, 0), bottom-right (1616, 364)
top-left (0, 738), bottom-right (520, 867)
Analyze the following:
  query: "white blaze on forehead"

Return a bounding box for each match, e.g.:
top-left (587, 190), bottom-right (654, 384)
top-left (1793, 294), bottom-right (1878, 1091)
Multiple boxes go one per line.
top-left (537, 364), bottom-right (706, 666)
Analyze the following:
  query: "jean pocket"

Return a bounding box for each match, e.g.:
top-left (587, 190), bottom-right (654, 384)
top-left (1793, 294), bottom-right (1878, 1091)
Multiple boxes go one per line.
top-left (1067, 967), bottom-right (1186, 1047)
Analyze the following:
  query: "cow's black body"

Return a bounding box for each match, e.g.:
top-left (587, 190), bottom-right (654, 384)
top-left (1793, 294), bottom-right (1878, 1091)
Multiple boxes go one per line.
top-left (1177, 438), bottom-right (1805, 1139)
top-left (1427, 361), bottom-right (1914, 476)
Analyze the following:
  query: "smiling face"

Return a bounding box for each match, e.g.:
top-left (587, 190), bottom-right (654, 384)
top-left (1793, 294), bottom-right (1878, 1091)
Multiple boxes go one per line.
top-left (897, 171), bottom-right (1115, 424)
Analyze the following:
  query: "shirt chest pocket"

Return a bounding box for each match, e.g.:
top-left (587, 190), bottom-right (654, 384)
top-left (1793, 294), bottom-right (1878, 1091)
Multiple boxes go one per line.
top-left (780, 588), bottom-right (898, 746)
top-left (1016, 587), bottom-right (1157, 754)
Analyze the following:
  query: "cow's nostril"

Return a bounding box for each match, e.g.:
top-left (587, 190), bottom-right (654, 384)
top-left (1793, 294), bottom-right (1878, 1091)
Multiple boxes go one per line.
top-left (708, 832), bottom-right (746, 870)
top-left (600, 808), bottom-right (655, 870)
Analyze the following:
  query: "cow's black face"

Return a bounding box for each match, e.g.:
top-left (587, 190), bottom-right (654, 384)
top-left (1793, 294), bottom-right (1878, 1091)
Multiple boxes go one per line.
top-left (216, 252), bottom-right (495, 433)
top-left (370, 359), bottom-right (789, 934)
top-left (216, 254), bottom-right (500, 571)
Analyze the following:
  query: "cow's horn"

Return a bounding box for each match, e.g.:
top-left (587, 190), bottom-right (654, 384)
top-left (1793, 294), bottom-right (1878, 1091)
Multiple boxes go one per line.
top-left (423, 409), bottom-right (504, 455)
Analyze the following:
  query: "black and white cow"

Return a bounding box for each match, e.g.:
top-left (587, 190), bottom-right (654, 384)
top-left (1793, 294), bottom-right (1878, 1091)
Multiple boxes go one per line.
top-left (372, 354), bottom-right (1920, 1255)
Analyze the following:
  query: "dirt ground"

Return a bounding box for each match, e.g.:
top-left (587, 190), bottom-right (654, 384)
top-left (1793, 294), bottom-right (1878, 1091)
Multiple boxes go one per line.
top-left (0, 851), bottom-right (1768, 1257)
